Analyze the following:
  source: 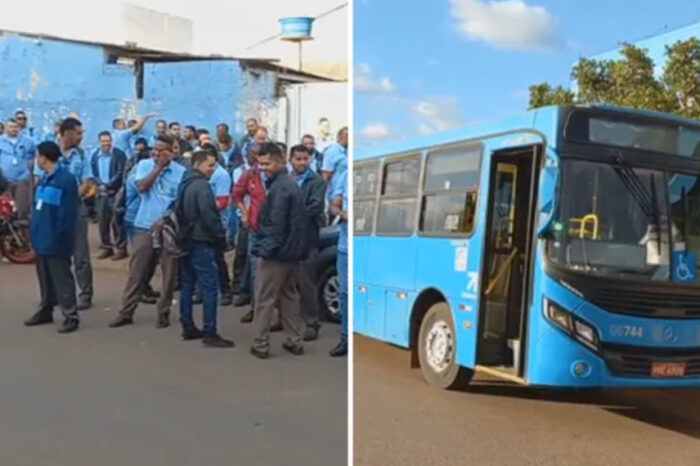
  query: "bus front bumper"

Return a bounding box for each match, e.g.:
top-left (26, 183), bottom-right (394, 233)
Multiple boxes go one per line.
top-left (527, 326), bottom-right (700, 388)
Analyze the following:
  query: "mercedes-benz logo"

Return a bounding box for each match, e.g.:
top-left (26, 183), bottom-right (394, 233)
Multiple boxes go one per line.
top-left (663, 326), bottom-right (678, 343)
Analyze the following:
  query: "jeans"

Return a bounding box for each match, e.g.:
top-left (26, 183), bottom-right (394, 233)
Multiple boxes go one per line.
top-left (228, 207), bottom-right (239, 244)
top-left (180, 242), bottom-right (220, 336)
top-left (337, 251), bottom-right (348, 343)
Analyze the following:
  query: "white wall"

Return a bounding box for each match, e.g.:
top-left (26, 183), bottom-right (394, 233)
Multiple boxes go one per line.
top-left (0, 0), bottom-right (193, 53)
top-left (0, 0), bottom-right (347, 80)
top-left (283, 81), bottom-right (348, 147)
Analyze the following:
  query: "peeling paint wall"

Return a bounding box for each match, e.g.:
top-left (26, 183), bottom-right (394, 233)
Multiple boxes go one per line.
top-left (0, 33), bottom-right (278, 151)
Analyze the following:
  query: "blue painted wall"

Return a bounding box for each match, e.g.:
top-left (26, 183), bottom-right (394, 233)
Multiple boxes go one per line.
top-left (0, 33), bottom-right (278, 151)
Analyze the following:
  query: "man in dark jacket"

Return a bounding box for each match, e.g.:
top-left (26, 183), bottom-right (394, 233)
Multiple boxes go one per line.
top-left (91, 131), bottom-right (128, 260)
top-left (289, 144), bottom-right (326, 341)
top-left (24, 141), bottom-right (80, 333)
top-left (250, 143), bottom-right (308, 359)
top-left (177, 147), bottom-right (234, 348)
top-left (0, 167), bottom-right (8, 193)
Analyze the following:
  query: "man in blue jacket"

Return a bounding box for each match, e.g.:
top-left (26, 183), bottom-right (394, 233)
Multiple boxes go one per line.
top-left (91, 131), bottom-right (128, 260)
top-left (34, 117), bottom-right (94, 311)
top-left (24, 141), bottom-right (80, 334)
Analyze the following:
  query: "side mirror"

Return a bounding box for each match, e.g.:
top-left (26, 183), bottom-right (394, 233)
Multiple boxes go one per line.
top-left (537, 151), bottom-right (559, 237)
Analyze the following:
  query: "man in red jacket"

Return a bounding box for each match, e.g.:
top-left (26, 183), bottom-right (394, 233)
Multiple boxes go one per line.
top-left (232, 142), bottom-right (266, 323)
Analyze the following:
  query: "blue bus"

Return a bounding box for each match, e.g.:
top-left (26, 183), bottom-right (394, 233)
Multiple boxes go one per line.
top-left (353, 104), bottom-right (700, 389)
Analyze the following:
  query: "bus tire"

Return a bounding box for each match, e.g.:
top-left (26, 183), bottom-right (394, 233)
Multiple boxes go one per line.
top-left (417, 302), bottom-right (473, 390)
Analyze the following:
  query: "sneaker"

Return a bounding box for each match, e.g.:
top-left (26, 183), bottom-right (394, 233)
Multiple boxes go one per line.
top-left (249, 346), bottom-right (269, 359)
top-left (76, 299), bottom-right (92, 311)
top-left (97, 249), bottom-right (114, 259)
top-left (156, 314), bottom-right (170, 329)
top-left (182, 327), bottom-right (204, 340)
top-left (24, 311), bottom-right (53, 327)
top-left (282, 341), bottom-right (304, 356)
top-left (139, 295), bottom-right (157, 305)
top-left (303, 325), bottom-right (320, 342)
top-left (109, 315), bottom-right (133, 328)
top-left (240, 309), bottom-right (254, 324)
top-left (144, 288), bottom-right (161, 299)
top-left (233, 295), bottom-right (251, 307)
top-left (58, 319), bottom-right (79, 334)
top-left (329, 341), bottom-right (348, 357)
top-left (202, 335), bottom-right (235, 348)
top-left (111, 249), bottom-right (128, 261)
top-left (220, 294), bottom-right (233, 306)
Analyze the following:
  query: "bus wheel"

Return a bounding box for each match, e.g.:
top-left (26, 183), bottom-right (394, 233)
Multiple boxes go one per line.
top-left (418, 303), bottom-right (473, 390)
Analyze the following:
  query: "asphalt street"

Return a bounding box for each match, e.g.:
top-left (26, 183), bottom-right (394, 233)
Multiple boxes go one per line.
top-left (0, 232), bottom-right (347, 466)
top-left (355, 335), bottom-right (700, 466)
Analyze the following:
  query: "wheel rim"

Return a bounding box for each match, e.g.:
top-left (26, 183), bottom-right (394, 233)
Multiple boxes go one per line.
top-left (324, 275), bottom-right (340, 318)
top-left (425, 320), bottom-right (453, 373)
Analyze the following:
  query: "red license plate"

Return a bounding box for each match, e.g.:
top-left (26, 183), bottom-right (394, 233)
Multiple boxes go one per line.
top-left (650, 362), bottom-right (686, 377)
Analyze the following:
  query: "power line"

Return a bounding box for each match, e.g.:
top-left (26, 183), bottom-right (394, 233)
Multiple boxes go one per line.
top-left (245, 2), bottom-right (348, 50)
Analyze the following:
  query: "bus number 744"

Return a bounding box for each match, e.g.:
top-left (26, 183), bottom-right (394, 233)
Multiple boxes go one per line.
top-left (610, 325), bottom-right (643, 338)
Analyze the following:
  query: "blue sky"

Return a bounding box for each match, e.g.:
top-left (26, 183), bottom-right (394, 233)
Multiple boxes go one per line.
top-left (354, 0), bottom-right (700, 148)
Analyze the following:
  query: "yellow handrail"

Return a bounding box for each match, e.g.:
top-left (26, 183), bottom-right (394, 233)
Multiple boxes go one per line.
top-left (485, 247), bottom-right (519, 295)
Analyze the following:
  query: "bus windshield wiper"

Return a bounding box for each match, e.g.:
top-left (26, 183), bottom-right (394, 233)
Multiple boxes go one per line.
top-left (611, 152), bottom-right (663, 249)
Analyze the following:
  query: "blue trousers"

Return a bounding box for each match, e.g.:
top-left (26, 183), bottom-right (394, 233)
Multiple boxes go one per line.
top-left (337, 251), bottom-right (348, 343)
top-left (180, 243), bottom-right (220, 336)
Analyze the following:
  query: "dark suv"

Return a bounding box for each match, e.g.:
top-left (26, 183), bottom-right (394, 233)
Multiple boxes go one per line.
top-left (315, 224), bottom-right (340, 323)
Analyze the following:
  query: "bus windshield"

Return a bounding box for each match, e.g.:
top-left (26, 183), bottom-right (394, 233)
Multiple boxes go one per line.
top-left (546, 158), bottom-right (700, 283)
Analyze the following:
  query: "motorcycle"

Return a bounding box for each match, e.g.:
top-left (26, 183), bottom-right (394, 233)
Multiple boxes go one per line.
top-left (0, 194), bottom-right (35, 264)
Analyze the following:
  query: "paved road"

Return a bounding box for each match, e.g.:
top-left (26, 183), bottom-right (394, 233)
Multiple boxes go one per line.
top-left (0, 238), bottom-right (346, 466)
top-left (355, 335), bottom-right (700, 466)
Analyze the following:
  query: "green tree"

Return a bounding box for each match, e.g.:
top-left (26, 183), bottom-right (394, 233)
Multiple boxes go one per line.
top-left (528, 39), bottom-right (700, 118)
top-left (527, 83), bottom-right (574, 110)
top-left (663, 37), bottom-right (700, 119)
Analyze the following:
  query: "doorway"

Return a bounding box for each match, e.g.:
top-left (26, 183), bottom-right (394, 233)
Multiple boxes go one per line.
top-left (477, 145), bottom-right (540, 376)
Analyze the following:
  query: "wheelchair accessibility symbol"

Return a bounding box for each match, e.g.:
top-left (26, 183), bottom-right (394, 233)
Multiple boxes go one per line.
top-left (672, 251), bottom-right (697, 283)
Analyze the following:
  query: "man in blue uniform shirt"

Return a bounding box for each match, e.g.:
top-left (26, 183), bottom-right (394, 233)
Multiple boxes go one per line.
top-left (0, 118), bottom-right (35, 219)
top-left (112, 112), bottom-right (156, 156)
top-left (329, 172), bottom-right (348, 357)
top-left (321, 127), bottom-right (348, 204)
top-left (110, 134), bottom-right (186, 329)
top-left (15, 110), bottom-right (37, 142)
top-left (33, 117), bottom-right (94, 311)
top-left (24, 141), bottom-right (80, 334)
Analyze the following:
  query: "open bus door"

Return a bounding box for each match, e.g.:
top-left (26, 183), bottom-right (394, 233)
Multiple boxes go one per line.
top-left (476, 144), bottom-right (544, 381)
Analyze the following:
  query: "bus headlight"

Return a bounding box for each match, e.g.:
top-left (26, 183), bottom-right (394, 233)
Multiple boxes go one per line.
top-left (544, 299), bottom-right (573, 331)
top-left (544, 298), bottom-right (599, 350)
top-left (573, 320), bottom-right (597, 349)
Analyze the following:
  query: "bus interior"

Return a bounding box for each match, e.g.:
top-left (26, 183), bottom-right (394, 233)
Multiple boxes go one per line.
top-left (477, 144), bottom-right (542, 377)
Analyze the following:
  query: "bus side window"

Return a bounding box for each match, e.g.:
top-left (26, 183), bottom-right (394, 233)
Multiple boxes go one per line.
top-left (354, 161), bottom-right (380, 234)
top-left (376, 155), bottom-right (421, 235)
top-left (419, 145), bottom-right (482, 235)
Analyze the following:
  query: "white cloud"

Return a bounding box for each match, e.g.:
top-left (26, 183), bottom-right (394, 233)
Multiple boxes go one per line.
top-left (413, 96), bottom-right (462, 134)
top-left (360, 122), bottom-right (391, 138)
top-left (355, 63), bottom-right (395, 93)
top-left (449, 0), bottom-right (560, 50)
top-left (418, 123), bottom-right (435, 135)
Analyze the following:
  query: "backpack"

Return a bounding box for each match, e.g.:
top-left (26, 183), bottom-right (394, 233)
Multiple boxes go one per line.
top-left (161, 182), bottom-right (194, 258)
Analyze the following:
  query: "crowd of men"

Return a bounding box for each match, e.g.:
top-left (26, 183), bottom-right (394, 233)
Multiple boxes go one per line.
top-left (0, 109), bottom-right (348, 358)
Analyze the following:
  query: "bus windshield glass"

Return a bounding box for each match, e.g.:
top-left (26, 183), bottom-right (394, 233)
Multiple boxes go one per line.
top-left (546, 159), bottom-right (700, 283)
top-left (566, 111), bottom-right (700, 158)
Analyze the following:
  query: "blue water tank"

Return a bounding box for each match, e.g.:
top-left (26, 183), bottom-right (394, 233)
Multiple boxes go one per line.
top-left (279, 17), bottom-right (314, 41)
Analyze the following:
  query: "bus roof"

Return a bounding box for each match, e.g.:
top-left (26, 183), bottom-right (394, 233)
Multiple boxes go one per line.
top-left (353, 104), bottom-right (700, 162)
